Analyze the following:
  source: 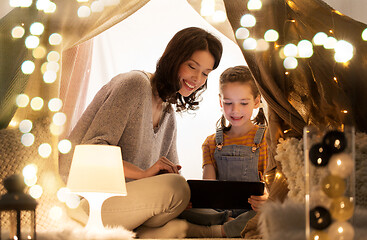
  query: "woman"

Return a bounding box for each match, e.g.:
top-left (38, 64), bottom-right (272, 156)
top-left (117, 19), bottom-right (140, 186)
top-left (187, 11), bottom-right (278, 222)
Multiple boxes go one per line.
top-left (59, 27), bottom-right (223, 236)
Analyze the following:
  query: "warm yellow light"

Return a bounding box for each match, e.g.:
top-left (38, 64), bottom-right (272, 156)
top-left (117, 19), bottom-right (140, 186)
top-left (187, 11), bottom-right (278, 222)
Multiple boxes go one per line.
top-left (19, 119), bottom-right (33, 133)
top-left (30, 97), bottom-right (44, 111)
top-left (342, 110), bottom-right (348, 113)
top-left (33, 46), bottom-right (47, 58)
top-left (30, 22), bottom-right (45, 35)
top-left (313, 32), bottom-right (328, 46)
top-left (57, 187), bottom-right (71, 202)
top-left (212, 10), bottom-right (227, 23)
top-left (242, 38), bottom-right (257, 50)
top-left (24, 175), bottom-right (37, 186)
top-left (16, 94), bottom-right (30, 107)
top-left (78, 6), bottom-right (91, 18)
top-left (49, 206), bottom-right (63, 221)
top-left (9, 119), bottom-right (18, 128)
top-left (284, 43), bottom-right (298, 57)
top-left (47, 51), bottom-right (60, 62)
top-left (38, 143), bottom-right (52, 158)
top-left (58, 139), bottom-right (72, 154)
top-left (334, 77), bottom-right (338, 83)
top-left (247, 0), bottom-right (262, 10)
top-left (9, 0), bottom-right (21, 7)
top-left (324, 37), bottom-right (337, 49)
top-left (297, 40), bottom-right (313, 58)
top-left (49, 33), bottom-right (62, 45)
top-left (18, 0), bottom-right (32, 7)
top-left (91, 1), bottom-right (104, 12)
top-left (25, 35), bottom-right (40, 49)
top-left (283, 57), bottom-right (298, 69)
top-left (235, 27), bottom-right (250, 40)
top-left (11, 26), bottom-right (25, 38)
top-left (264, 29), bottom-right (279, 42)
top-left (334, 40), bottom-right (354, 63)
top-left (21, 60), bottom-right (35, 74)
top-left (53, 112), bottom-right (67, 126)
top-left (240, 14), bottom-right (256, 28)
top-left (77, 0), bottom-right (89, 2)
top-left (36, 0), bottom-right (50, 10)
top-left (41, 62), bottom-right (48, 74)
top-left (362, 28), bottom-right (367, 41)
top-left (256, 39), bottom-right (269, 51)
top-left (29, 185), bottom-right (43, 199)
top-left (50, 123), bottom-right (64, 136)
top-left (43, 70), bottom-right (57, 83)
top-left (22, 163), bottom-right (38, 179)
top-left (21, 133), bottom-right (35, 147)
top-left (65, 193), bottom-right (81, 209)
top-left (44, 1), bottom-right (56, 13)
top-left (48, 98), bottom-right (63, 112)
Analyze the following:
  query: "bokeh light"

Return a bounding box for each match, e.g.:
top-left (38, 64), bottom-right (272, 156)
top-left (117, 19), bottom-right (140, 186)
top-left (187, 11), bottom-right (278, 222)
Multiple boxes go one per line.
top-left (49, 33), bottom-right (63, 45)
top-left (21, 133), bottom-right (35, 147)
top-left (30, 22), bottom-right (45, 35)
top-left (19, 119), bottom-right (33, 133)
top-left (324, 37), bottom-right (337, 49)
top-left (256, 39), bottom-right (269, 51)
top-left (200, 0), bottom-right (215, 17)
top-left (24, 175), bottom-right (37, 186)
top-left (43, 70), bottom-right (57, 83)
top-left (91, 0), bottom-right (104, 12)
top-left (48, 98), bottom-right (63, 112)
top-left (235, 27), bottom-right (250, 39)
top-left (284, 43), bottom-right (298, 57)
top-left (212, 10), bottom-right (227, 23)
top-left (334, 40), bottom-right (354, 63)
top-left (362, 28), bottom-right (367, 41)
top-left (53, 112), bottom-right (67, 126)
top-left (30, 97), bottom-right (44, 111)
top-left (313, 32), bottom-right (328, 46)
top-left (242, 38), bottom-right (257, 50)
top-left (247, 0), bottom-right (262, 10)
top-left (240, 14), bottom-right (256, 27)
top-left (49, 206), bottom-right (63, 221)
top-left (16, 94), bottom-right (30, 108)
top-left (11, 26), bottom-right (25, 38)
top-left (283, 57), bottom-right (298, 69)
top-left (22, 163), bottom-right (38, 179)
top-left (58, 139), bottom-right (72, 154)
top-left (47, 51), bottom-right (60, 62)
top-left (29, 185), bottom-right (43, 199)
top-left (21, 60), bottom-right (35, 74)
top-left (57, 187), bottom-right (71, 202)
top-left (36, 0), bottom-right (51, 10)
top-left (38, 143), bottom-right (52, 158)
top-left (25, 35), bottom-right (40, 49)
top-left (264, 29), bottom-right (279, 42)
top-left (298, 40), bottom-right (313, 58)
top-left (33, 46), bottom-right (47, 58)
top-left (44, 1), bottom-right (57, 13)
top-left (50, 123), bottom-right (64, 136)
top-left (65, 193), bottom-right (81, 209)
top-left (78, 6), bottom-right (91, 18)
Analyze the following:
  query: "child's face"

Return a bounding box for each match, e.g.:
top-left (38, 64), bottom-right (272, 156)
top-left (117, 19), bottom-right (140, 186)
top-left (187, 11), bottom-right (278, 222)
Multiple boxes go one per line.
top-left (178, 50), bottom-right (215, 97)
top-left (219, 82), bottom-right (260, 128)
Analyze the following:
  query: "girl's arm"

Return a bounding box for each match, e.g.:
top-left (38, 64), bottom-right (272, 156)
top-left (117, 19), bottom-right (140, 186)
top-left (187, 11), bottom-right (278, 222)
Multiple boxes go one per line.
top-left (202, 164), bottom-right (216, 180)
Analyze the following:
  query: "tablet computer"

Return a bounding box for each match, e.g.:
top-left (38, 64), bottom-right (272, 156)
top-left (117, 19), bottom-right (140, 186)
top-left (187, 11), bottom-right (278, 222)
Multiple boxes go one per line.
top-left (187, 180), bottom-right (265, 209)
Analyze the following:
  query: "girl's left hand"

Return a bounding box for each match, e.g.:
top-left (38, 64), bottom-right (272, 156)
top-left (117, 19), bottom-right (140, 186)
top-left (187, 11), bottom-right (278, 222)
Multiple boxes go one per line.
top-left (248, 187), bottom-right (269, 212)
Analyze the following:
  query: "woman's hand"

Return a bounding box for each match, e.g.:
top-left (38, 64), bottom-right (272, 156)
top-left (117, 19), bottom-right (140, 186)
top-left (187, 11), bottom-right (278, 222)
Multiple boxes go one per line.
top-left (248, 187), bottom-right (269, 212)
top-left (143, 156), bottom-right (181, 177)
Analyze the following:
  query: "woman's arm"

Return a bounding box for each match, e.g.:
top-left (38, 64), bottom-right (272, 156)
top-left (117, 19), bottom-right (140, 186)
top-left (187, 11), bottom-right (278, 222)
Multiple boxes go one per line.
top-left (202, 164), bottom-right (216, 180)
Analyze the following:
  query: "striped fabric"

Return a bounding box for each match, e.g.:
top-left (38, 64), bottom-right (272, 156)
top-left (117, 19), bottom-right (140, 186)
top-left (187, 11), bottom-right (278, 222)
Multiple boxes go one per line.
top-left (202, 125), bottom-right (268, 180)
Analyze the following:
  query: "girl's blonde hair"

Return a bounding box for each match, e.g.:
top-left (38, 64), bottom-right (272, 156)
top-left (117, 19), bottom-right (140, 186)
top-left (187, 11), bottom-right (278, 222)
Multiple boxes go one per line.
top-left (216, 65), bottom-right (266, 131)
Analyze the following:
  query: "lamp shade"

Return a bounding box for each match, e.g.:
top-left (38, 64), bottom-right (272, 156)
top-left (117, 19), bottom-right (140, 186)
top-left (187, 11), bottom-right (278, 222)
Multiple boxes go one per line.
top-left (67, 144), bottom-right (127, 196)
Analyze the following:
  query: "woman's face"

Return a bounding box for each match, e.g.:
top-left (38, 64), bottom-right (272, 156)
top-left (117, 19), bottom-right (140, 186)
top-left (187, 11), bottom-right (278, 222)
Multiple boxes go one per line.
top-left (178, 50), bottom-right (215, 97)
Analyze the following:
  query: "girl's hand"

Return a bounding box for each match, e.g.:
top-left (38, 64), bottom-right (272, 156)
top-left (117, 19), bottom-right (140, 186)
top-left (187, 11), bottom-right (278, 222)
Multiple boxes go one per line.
top-left (143, 156), bottom-right (181, 177)
top-left (248, 187), bottom-right (269, 212)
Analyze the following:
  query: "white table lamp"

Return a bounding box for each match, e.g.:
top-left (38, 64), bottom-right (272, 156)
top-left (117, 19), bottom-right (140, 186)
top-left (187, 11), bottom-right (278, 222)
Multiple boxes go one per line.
top-left (67, 144), bottom-right (127, 231)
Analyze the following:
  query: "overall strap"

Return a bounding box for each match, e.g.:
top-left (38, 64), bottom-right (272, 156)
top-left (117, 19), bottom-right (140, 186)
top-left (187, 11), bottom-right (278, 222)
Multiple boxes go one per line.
top-left (215, 128), bottom-right (224, 150)
top-left (251, 125), bottom-right (266, 152)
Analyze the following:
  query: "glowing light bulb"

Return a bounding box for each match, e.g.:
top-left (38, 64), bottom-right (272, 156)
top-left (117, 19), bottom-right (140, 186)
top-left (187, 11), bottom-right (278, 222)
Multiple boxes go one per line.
top-left (16, 94), bottom-right (29, 107)
top-left (30, 22), bottom-right (45, 35)
top-left (264, 29), bottom-right (279, 42)
top-left (313, 32), bottom-right (328, 46)
top-left (242, 38), bottom-right (257, 50)
top-left (283, 57), bottom-right (298, 69)
top-left (21, 61), bottom-right (35, 74)
top-left (330, 196), bottom-right (354, 221)
top-left (328, 221), bottom-right (354, 240)
top-left (30, 97), bottom-right (44, 111)
top-left (11, 26), bottom-right (25, 38)
top-left (38, 143), bottom-right (52, 158)
top-left (321, 174), bottom-right (346, 198)
top-left (240, 14), bottom-right (256, 27)
top-left (21, 133), bottom-right (35, 146)
top-left (58, 139), bottom-right (72, 154)
top-left (19, 119), bottom-right (33, 133)
top-left (78, 6), bottom-right (91, 18)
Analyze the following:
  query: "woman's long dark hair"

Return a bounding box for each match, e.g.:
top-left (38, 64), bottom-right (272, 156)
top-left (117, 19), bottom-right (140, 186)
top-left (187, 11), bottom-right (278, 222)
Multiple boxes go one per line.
top-left (216, 66), bottom-right (267, 131)
top-left (151, 27), bottom-right (223, 112)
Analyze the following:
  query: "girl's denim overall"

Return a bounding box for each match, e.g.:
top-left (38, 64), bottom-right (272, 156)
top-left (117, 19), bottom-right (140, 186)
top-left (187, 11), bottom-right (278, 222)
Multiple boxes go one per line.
top-left (179, 126), bottom-right (266, 237)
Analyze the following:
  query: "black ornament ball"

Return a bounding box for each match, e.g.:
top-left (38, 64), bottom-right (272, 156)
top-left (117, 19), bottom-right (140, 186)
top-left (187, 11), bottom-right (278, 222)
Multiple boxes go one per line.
top-left (309, 143), bottom-right (331, 167)
top-left (323, 130), bottom-right (347, 153)
top-left (310, 206), bottom-right (332, 230)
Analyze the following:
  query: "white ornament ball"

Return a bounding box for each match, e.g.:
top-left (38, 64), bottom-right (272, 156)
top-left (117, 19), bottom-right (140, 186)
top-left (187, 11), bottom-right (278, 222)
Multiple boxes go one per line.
top-left (327, 221), bottom-right (354, 240)
top-left (328, 153), bottom-right (354, 178)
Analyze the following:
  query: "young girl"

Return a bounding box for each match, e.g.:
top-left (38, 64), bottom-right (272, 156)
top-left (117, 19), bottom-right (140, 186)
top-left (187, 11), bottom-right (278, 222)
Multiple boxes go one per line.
top-left (182, 65), bottom-right (269, 238)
